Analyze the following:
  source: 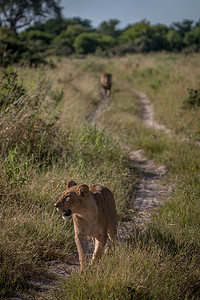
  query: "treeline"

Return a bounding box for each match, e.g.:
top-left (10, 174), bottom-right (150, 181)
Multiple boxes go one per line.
top-left (1, 17), bottom-right (200, 66)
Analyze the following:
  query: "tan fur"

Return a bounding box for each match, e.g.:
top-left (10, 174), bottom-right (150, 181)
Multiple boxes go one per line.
top-left (101, 73), bottom-right (112, 97)
top-left (54, 181), bottom-right (117, 269)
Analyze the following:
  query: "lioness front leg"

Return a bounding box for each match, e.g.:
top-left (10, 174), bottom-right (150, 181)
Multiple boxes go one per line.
top-left (75, 234), bottom-right (89, 270)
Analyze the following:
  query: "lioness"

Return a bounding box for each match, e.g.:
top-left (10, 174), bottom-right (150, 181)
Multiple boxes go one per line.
top-left (54, 181), bottom-right (117, 269)
top-left (101, 72), bottom-right (112, 97)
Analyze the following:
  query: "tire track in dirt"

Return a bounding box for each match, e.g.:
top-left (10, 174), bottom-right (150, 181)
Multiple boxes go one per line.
top-left (132, 89), bottom-right (200, 147)
top-left (118, 89), bottom-right (171, 240)
top-left (86, 88), bottom-right (170, 235)
top-left (127, 90), bottom-right (171, 227)
top-left (132, 89), bottom-right (171, 134)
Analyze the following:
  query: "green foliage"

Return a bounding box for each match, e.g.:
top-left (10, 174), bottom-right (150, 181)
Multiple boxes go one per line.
top-left (98, 19), bottom-right (121, 38)
top-left (66, 124), bottom-right (123, 174)
top-left (19, 30), bottom-right (54, 55)
top-left (59, 24), bottom-right (90, 42)
top-left (1, 48), bottom-right (200, 300)
top-left (74, 32), bottom-right (101, 54)
top-left (121, 20), bottom-right (151, 42)
top-left (20, 30), bottom-right (54, 44)
top-left (119, 21), bottom-right (170, 53)
top-left (166, 29), bottom-right (183, 51)
top-left (0, 69), bottom-right (64, 165)
top-left (28, 17), bottom-right (92, 35)
top-left (52, 24), bottom-right (89, 56)
top-left (0, 0), bottom-right (62, 33)
top-left (1, 17), bottom-right (200, 62)
top-left (0, 26), bottom-right (46, 66)
top-left (150, 24), bottom-right (169, 50)
top-left (74, 32), bottom-right (116, 54)
top-left (184, 23), bottom-right (200, 51)
top-left (1, 147), bottom-right (33, 187)
top-left (183, 86), bottom-right (200, 109)
top-left (171, 19), bottom-right (194, 37)
top-left (0, 26), bottom-right (27, 66)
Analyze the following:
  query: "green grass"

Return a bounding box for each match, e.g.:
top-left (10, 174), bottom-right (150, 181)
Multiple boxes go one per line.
top-left (1, 53), bottom-right (200, 299)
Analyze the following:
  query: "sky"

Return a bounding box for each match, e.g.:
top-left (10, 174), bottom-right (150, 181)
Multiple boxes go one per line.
top-left (60, 0), bottom-right (200, 29)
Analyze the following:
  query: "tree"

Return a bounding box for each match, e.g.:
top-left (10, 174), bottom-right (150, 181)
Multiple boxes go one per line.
top-left (121, 20), bottom-right (151, 42)
top-left (149, 24), bottom-right (169, 51)
top-left (52, 25), bottom-right (89, 56)
top-left (98, 19), bottom-right (121, 38)
top-left (73, 32), bottom-right (115, 54)
top-left (0, 0), bottom-right (62, 33)
top-left (166, 29), bottom-right (183, 51)
top-left (74, 32), bottom-right (101, 54)
top-left (57, 24), bottom-right (89, 43)
top-left (171, 19), bottom-right (194, 37)
top-left (184, 23), bottom-right (200, 51)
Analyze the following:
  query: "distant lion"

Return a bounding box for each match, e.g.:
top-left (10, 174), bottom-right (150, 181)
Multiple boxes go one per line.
top-left (54, 181), bottom-right (117, 269)
top-left (101, 73), bottom-right (112, 97)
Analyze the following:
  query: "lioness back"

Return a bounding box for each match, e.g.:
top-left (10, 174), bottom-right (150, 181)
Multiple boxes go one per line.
top-left (90, 185), bottom-right (117, 231)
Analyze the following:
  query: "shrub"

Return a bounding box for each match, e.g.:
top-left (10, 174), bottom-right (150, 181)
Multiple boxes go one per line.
top-left (74, 33), bottom-right (115, 54)
top-left (74, 32), bottom-right (101, 54)
top-left (0, 26), bottom-right (27, 66)
top-left (0, 69), bottom-right (64, 165)
top-left (183, 86), bottom-right (200, 109)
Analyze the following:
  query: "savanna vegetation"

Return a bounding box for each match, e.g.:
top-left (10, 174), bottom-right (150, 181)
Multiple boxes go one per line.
top-left (1, 52), bottom-right (200, 299)
top-left (0, 2), bottom-right (200, 298)
top-left (1, 1), bottom-right (200, 67)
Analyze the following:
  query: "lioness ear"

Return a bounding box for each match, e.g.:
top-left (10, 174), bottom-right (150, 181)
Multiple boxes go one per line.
top-left (77, 184), bottom-right (89, 198)
top-left (67, 180), bottom-right (77, 188)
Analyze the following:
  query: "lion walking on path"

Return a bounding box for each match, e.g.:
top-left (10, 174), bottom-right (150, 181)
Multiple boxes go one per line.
top-left (101, 73), bottom-right (112, 97)
top-left (54, 181), bottom-right (117, 269)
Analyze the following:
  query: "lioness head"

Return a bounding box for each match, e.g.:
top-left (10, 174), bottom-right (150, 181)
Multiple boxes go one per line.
top-left (54, 181), bottom-right (89, 220)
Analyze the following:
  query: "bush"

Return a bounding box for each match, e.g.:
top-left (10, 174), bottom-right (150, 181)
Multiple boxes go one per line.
top-left (0, 26), bottom-right (47, 66)
top-left (0, 69), bottom-right (64, 165)
top-left (19, 30), bottom-right (54, 44)
top-left (183, 86), bottom-right (200, 109)
top-left (74, 32), bottom-right (116, 54)
top-left (0, 26), bottom-right (27, 66)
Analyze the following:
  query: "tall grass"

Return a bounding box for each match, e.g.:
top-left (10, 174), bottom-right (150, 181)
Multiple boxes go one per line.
top-left (1, 53), bottom-right (200, 299)
top-left (113, 53), bottom-right (200, 141)
top-left (51, 54), bottom-right (200, 299)
top-left (0, 64), bottom-right (134, 298)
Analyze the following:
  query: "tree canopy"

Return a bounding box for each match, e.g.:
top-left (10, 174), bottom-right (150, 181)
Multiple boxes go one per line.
top-left (98, 19), bottom-right (121, 38)
top-left (0, 0), bottom-right (62, 33)
top-left (1, 17), bottom-right (200, 66)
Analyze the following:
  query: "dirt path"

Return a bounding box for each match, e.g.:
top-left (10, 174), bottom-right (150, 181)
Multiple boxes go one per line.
top-left (128, 149), bottom-right (169, 227)
top-left (132, 89), bottom-right (171, 134)
top-left (132, 89), bottom-right (200, 147)
top-left (87, 89), bottom-right (170, 233)
top-left (128, 89), bottom-right (171, 228)
top-left (117, 90), bottom-right (171, 240)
